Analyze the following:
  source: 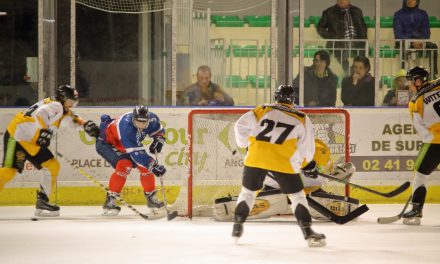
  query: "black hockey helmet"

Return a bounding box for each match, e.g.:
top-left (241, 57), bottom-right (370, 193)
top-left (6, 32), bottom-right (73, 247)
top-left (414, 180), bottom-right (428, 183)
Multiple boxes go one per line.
top-left (133, 105), bottom-right (149, 122)
top-left (274, 84), bottom-right (296, 104)
top-left (55, 84), bottom-right (79, 104)
top-left (406, 66), bottom-right (429, 82)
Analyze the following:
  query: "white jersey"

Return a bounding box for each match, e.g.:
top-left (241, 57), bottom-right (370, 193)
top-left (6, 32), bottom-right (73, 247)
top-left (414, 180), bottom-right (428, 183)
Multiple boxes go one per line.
top-left (409, 78), bottom-right (440, 144)
top-left (234, 103), bottom-right (315, 174)
top-left (7, 98), bottom-right (82, 155)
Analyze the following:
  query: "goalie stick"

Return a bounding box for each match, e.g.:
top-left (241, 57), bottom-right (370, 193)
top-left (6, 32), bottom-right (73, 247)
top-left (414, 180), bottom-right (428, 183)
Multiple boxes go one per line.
top-left (154, 152), bottom-right (178, 221)
top-left (306, 196), bottom-right (369, 224)
top-left (56, 152), bottom-right (161, 221)
top-left (377, 195), bottom-right (412, 224)
top-left (317, 172), bottom-right (410, 198)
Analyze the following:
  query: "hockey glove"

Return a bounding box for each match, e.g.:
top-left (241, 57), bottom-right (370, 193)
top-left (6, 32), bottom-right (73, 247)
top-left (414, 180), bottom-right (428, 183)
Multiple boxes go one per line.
top-left (149, 163), bottom-right (166, 177)
top-left (302, 160), bottom-right (318, 179)
top-left (149, 136), bottom-right (165, 154)
top-left (36, 129), bottom-right (53, 148)
top-left (84, 120), bottom-right (101, 138)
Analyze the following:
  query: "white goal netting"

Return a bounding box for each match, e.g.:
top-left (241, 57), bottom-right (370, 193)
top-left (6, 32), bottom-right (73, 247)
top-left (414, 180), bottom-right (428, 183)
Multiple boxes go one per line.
top-left (75, 0), bottom-right (270, 13)
top-left (172, 108), bottom-right (350, 218)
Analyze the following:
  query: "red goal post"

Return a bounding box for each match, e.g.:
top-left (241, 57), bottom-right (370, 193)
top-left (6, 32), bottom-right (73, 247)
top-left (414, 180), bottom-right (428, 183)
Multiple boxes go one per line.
top-left (184, 108), bottom-right (350, 218)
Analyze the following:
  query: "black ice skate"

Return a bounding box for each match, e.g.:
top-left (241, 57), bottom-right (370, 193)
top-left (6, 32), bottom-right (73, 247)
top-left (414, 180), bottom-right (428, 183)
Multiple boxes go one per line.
top-left (299, 222), bottom-right (326, 247)
top-left (35, 190), bottom-right (60, 217)
top-left (402, 203), bottom-right (423, 225)
top-left (145, 190), bottom-right (165, 210)
top-left (232, 215), bottom-right (245, 243)
top-left (102, 192), bottom-right (121, 216)
top-left (232, 223), bottom-right (243, 241)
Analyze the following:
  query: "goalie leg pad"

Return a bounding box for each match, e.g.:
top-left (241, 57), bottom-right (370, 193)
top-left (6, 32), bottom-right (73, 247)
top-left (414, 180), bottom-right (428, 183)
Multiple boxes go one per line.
top-left (213, 189), bottom-right (290, 221)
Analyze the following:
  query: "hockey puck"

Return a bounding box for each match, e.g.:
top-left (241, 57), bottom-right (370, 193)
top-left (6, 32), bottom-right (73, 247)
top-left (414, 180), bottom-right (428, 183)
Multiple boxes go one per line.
top-left (31, 217), bottom-right (38, 221)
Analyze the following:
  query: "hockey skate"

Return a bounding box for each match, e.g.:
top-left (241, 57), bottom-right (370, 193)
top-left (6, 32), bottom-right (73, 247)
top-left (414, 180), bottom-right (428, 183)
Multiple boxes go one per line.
top-left (145, 190), bottom-right (165, 214)
top-left (102, 192), bottom-right (121, 216)
top-left (35, 190), bottom-right (60, 217)
top-left (299, 222), bottom-right (326, 247)
top-left (402, 203), bottom-right (423, 225)
top-left (232, 215), bottom-right (245, 243)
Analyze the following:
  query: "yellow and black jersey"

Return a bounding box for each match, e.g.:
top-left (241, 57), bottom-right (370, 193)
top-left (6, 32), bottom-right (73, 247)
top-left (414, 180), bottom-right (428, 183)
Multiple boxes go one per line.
top-left (409, 78), bottom-right (440, 144)
top-left (234, 103), bottom-right (315, 174)
top-left (7, 98), bottom-right (82, 155)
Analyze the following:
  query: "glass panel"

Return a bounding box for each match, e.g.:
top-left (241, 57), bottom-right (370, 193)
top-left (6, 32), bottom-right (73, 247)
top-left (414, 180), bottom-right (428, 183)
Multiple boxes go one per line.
top-left (75, 3), bottom-right (167, 106)
top-left (0, 1), bottom-right (38, 106)
top-left (303, 0), bottom-right (374, 107)
top-left (177, 0), bottom-right (272, 106)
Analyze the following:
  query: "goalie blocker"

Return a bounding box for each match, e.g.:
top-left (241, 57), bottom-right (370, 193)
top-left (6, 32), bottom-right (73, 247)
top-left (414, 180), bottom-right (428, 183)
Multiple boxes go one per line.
top-left (214, 189), bottom-right (361, 222)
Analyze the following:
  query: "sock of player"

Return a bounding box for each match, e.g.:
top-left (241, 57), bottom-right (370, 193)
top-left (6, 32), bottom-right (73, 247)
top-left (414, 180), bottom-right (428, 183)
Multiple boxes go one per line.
top-left (140, 173), bottom-right (155, 193)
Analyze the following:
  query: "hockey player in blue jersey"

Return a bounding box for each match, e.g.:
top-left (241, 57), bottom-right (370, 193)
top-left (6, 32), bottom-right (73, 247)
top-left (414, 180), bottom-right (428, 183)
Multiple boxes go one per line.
top-left (95, 105), bottom-right (167, 216)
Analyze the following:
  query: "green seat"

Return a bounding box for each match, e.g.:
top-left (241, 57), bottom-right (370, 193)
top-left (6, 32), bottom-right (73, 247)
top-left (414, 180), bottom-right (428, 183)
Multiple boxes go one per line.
top-left (380, 16), bottom-right (393, 28)
top-left (211, 15), bottom-right (239, 23)
top-left (430, 20), bottom-right (440, 28)
top-left (249, 19), bottom-right (271, 27)
top-left (214, 20), bottom-right (245, 27)
top-left (248, 75), bottom-right (271, 88)
top-left (244, 15), bottom-right (270, 23)
top-left (225, 75), bottom-right (248, 88)
top-left (369, 45), bottom-right (399, 58)
top-left (429, 16), bottom-right (437, 21)
top-left (226, 45), bottom-right (263, 57)
top-left (309, 16), bottom-right (321, 25)
top-left (380, 76), bottom-right (393, 88)
top-left (364, 16), bottom-right (375, 28)
top-left (293, 16), bottom-right (311, 27)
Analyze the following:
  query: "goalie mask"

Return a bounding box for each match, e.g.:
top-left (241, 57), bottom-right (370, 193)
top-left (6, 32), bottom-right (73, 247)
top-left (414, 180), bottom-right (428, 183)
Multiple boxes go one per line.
top-left (132, 105), bottom-right (150, 129)
top-left (274, 84), bottom-right (296, 104)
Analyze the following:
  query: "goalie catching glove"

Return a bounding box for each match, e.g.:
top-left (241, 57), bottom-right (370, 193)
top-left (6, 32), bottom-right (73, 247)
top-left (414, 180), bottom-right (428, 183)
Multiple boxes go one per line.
top-left (36, 128), bottom-right (53, 148)
top-left (302, 160), bottom-right (318, 179)
top-left (149, 136), bottom-right (165, 154)
top-left (84, 120), bottom-right (101, 138)
top-left (148, 161), bottom-right (166, 177)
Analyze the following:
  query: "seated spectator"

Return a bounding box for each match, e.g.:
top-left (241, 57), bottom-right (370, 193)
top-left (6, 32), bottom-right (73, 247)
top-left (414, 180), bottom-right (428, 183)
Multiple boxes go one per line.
top-left (393, 0), bottom-right (438, 78)
top-left (181, 65), bottom-right (234, 106)
top-left (316, 0), bottom-right (367, 75)
top-left (341, 56), bottom-right (375, 106)
top-left (293, 50), bottom-right (338, 106)
top-left (383, 69), bottom-right (412, 106)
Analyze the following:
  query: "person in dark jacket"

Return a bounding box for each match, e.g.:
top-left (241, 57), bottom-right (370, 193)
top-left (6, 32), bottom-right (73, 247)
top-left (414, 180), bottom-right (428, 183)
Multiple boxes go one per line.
top-left (393, 0), bottom-right (438, 77)
top-left (316, 0), bottom-right (367, 75)
top-left (341, 56), bottom-right (375, 106)
top-left (293, 50), bottom-right (338, 106)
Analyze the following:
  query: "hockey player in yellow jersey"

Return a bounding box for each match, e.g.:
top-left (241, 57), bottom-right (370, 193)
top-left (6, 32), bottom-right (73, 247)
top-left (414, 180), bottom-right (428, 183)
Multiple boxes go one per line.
top-left (403, 66), bottom-right (440, 225)
top-left (0, 85), bottom-right (100, 217)
top-left (232, 84), bottom-right (326, 247)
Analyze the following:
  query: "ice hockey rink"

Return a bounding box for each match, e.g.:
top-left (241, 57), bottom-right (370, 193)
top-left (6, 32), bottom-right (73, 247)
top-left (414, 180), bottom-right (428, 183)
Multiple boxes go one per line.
top-left (0, 204), bottom-right (439, 264)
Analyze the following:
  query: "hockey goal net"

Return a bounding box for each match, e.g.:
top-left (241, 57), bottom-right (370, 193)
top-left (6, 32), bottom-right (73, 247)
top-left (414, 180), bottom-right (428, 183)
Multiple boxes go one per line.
top-left (177, 108), bottom-right (350, 218)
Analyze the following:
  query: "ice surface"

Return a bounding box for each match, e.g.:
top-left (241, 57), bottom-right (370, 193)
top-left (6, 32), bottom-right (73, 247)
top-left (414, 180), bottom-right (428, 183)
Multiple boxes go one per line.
top-left (0, 204), bottom-right (439, 264)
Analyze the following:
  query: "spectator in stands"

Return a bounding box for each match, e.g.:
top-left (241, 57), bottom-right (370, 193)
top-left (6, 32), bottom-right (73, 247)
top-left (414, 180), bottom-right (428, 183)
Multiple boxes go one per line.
top-left (341, 56), bottom-right (375, 106)
top-left (393, 0), bottom-right (438, 78)
top-left (293, 50), bottom-right (338, 106)
top-left (316, 0), bottom-right (367, 75)
top-left (181, 65), bottom-right (234, 106)
top-left (383, 69), bottom-right (412, 106)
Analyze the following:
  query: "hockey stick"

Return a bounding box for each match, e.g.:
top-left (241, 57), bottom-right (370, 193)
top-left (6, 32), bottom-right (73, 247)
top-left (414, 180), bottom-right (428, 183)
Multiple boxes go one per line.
top-left (154, 152), bottom-right (178, 221)
top-left (55, 152), bottom-right (155, 220)
top-left (317, 172), bottom-right (410, 198)
top-left (306, 196), bottom-right (369, 224)
top-left (377, 195), bottom-right (412, 224)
